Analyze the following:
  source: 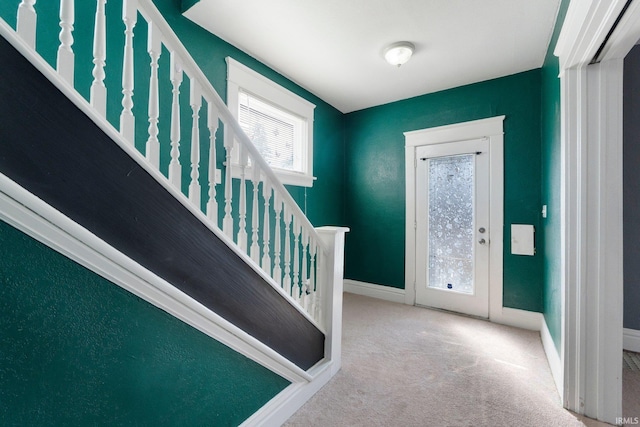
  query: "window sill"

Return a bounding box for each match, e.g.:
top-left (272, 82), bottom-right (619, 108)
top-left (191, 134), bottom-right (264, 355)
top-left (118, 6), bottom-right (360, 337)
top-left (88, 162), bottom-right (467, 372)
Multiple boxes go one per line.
top-left (230, 164), bottom-right (315, 188)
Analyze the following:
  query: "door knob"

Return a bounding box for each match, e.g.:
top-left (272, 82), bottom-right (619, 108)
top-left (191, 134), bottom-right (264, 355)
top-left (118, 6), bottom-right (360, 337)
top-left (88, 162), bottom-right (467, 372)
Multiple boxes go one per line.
top-left (478, 238), bottom-right (487, 245)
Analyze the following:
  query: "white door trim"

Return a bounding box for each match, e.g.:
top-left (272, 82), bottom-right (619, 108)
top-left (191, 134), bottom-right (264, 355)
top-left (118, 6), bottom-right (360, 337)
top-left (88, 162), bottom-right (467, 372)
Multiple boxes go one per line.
top-left (405, 116), bottom-right (504, 321)
top-left (555, 0), bottom-right (638, 422)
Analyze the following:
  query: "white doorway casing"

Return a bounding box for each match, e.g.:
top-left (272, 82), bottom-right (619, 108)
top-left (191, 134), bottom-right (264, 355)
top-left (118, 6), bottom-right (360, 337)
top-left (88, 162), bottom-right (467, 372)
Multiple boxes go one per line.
top-left (555, 0), bottom-right (640, 423)
top-left (405, 116), bottom-right (506, 322)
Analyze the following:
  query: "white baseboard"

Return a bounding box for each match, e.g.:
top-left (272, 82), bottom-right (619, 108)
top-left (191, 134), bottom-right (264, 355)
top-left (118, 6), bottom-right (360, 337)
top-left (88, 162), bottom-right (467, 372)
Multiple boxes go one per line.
top-left (344, 279), bottom-right (406, 304)
top-left (624, 328), bottom-right (640, 352)
top-left (541, 316), bottom-right (563, 400)
top-left (490, 307), bottom-right (543, 331)
top-left (240, 361), bottom-right (338, 427)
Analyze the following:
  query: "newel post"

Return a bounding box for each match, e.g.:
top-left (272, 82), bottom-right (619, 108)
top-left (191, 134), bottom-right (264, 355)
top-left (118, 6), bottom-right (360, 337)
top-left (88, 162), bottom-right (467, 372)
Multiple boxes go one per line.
top-left (316, 226), bottom-right (349, 373)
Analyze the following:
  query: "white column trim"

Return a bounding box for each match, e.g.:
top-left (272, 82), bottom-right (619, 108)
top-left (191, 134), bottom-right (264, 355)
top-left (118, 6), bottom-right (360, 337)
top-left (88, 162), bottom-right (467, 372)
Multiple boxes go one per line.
top-left (555, 0), bottom-right (636, 422)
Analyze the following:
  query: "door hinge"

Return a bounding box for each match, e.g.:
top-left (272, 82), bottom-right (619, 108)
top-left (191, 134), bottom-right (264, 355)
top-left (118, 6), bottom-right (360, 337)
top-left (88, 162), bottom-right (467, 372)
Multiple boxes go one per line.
top-left (414, 221), bottom-right (417, 229)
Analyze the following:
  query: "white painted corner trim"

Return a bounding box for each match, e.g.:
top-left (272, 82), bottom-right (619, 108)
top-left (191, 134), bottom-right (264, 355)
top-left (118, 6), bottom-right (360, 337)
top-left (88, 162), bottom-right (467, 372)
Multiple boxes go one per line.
top-left (404, 116), bottom-right (504, 323)
top-left (0, 173), bottom-right (311, 384)
top-left (624, 328), bottom-right (640, 353)
top-left (343, 279), bottom-right (406, 304)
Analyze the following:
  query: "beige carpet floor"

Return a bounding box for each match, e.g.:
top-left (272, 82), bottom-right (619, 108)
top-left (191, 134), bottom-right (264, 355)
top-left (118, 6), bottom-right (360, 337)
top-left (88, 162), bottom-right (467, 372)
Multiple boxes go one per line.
top-left (285, 293), bottom-right (614, 427)
top-left (624, 351), bottom-right (640, 424)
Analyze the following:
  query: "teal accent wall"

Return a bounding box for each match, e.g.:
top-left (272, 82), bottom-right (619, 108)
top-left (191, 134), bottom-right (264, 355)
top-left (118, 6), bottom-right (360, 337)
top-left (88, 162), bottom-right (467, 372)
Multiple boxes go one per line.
top-left (0, 220), bottom-right (289, 425)
top-left (541, 0), bottom-right (570, 352)
top-left (344, 70), bottom-right (544, 312)
top-left (0, 0), bottom-right (570, 350)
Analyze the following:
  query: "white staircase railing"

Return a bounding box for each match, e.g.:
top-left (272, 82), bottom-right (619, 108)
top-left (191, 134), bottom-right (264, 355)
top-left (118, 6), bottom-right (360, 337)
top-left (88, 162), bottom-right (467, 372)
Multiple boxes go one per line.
top-left (7, 0), bottom-right (331, 331)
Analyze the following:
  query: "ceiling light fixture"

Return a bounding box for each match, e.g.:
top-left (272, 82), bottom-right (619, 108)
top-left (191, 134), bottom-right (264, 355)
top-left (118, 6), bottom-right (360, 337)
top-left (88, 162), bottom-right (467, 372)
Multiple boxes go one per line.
top-left (383, 41), bottom-right (415, 67)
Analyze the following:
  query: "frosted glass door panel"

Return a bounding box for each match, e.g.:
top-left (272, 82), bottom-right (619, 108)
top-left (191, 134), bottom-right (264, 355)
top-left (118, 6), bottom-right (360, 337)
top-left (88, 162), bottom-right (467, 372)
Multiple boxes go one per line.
top-left (414, 137), bottom-right (490, 319)
top-left (427, 155), bottom-right (474, 294)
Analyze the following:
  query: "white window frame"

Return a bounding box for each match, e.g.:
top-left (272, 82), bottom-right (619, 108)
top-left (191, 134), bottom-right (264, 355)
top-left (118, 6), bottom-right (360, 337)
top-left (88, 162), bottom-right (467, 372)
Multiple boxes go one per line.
top-left (226, 57), bottom-right (316, 187)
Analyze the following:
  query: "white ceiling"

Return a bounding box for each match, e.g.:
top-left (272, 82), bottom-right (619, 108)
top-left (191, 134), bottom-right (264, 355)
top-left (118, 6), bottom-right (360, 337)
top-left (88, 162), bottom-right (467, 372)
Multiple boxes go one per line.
top-left (184, 0), bottom-right (561, 114)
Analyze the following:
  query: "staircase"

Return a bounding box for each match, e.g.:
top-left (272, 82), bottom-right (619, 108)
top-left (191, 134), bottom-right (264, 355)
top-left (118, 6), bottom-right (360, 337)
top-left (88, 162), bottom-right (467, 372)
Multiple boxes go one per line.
top-left (0, 1), bottom-right (346, 425)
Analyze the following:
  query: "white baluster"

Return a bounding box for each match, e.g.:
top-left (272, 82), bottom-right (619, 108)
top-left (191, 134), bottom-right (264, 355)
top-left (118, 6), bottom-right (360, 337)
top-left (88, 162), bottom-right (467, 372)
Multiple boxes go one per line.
top-left (261, 181), bottom-right (272, 276)
top-left (292, 218), bottom-right (301, 302)
top-left (57, 0), bottom-right (74, 85)
top-left (315, 246), bottom-right (323, 323)
top-left (237, 144), bottom-right (248, 252)
top-left (168, 52), bottom-right (183, 189)
top-left (222, 133), bottom-right (234, 239)
top-left (273, 195), bottom-right (282, 285)
top-left (309, 238), bottom-right (318, 320)
top-left (283, 206), bottom-right (292, 295)
top-left (301, 228), bottom-right (309, 310)
top-left (146, 22), bottom-right (162, 168)
top-left (119, 0), bottom-right (137, 144)
top-left (90, 0), bottom-right (107, 117)
top-left (188, 80), bottom-right (202, 208)
top-left (206, 104), bottom-right (219, 225)
top-left (250, 164), bottom-right (261, 264)
top-left (17, 0), bottom-right (37, 49)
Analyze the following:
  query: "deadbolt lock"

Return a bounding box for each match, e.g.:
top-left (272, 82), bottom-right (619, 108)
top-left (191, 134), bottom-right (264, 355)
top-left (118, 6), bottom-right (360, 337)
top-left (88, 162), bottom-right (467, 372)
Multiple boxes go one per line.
top-left (479, 227), bottom-right (486, 233)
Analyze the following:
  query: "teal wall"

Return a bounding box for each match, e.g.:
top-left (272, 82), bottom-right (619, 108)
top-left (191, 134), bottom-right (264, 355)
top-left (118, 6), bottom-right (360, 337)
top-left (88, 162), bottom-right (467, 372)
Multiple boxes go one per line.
top-left (541, 0), bottom-right (570, 352)
top-left (344, 70), bottom-right (544, 312)
top-left (0, 0), bottom-right (569, 382)
top-left (0, 220), bottom-right (289, 426)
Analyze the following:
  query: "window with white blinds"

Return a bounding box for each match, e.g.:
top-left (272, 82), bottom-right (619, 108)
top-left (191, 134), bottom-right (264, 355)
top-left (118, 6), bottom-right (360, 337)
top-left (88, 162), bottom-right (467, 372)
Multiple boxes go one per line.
top-left (238, 90), bottom-right (301, 172)
top-left (226, 57), bottom-right (316, 187)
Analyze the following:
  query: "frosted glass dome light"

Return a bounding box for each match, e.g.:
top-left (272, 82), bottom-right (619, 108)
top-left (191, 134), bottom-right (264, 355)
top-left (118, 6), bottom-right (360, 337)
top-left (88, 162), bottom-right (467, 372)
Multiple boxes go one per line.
top-left (383, 42), bottom-right (415, 67)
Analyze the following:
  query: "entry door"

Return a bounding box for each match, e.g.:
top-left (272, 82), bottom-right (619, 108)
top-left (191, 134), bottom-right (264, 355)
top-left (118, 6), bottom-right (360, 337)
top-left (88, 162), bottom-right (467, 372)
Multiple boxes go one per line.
top-left (415, 138), bottom-right (490, 318)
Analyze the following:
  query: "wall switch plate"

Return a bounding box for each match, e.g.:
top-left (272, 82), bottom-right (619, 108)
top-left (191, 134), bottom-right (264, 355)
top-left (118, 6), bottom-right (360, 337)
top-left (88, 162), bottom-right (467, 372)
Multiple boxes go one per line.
top-left (542, 205), bottom-right (547, 218)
